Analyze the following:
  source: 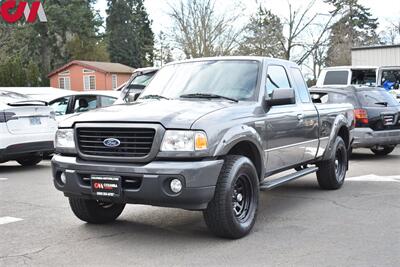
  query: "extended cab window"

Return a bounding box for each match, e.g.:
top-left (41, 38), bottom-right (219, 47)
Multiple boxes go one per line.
top-left (323, 71), bottom-right (348, 85)
top-left (266, 65), bottom-right (291, 96)
top-left (291, 68), bottom-right (310, 103)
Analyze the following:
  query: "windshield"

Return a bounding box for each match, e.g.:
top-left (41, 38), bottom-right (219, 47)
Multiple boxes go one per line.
top-left (139, 60), bottom-right (260, 101)
top-left (356, 90), bottom-right (399, 107)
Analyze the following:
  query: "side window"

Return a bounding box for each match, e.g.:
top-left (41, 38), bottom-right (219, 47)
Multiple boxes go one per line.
top-left (100, 96), bottom-right (116, 107)
top-left (266, 65), bottom-right (291, 96)
top-left (49, 96), bottom-right (71, 116)
top-left (291, 68), bottom-right (310, 103)
top-left (323, 71), bottom-right (349, 85)
top-left (73, 95), bottom-right (98, 113)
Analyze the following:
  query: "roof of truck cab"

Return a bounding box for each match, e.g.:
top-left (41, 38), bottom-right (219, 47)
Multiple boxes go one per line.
top-left (322, 66), bottom-right (379, 71)
top-left (165, 56), bottom-right (299, 67)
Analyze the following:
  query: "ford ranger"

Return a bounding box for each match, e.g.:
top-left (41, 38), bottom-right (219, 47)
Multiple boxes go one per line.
top-left (52, 57), bottom-right (354, 239)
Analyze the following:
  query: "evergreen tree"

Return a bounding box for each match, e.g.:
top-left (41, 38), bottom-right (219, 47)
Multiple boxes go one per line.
top-left (0, 0), bottom-right (105, 86)
top-left (106, 0), bottom-right (154, 68)
top-left (238, 7), bottom-right (285, 58)
top-left (325, 0), bottom-right (379, 66)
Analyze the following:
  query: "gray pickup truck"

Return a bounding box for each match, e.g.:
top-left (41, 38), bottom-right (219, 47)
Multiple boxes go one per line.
top-left (52, 57), bottom-right (354, 239)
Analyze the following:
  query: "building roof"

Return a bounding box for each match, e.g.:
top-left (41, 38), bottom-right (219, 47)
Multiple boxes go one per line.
top-left (352, 44), bottom-right (400, 51)
top-left (48, 60), bottom-right (135, 77)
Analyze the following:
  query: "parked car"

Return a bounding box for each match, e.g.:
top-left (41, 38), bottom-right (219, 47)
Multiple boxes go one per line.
top-left (310, 86), bottom-right (400, 155)
top-left (114, 67), bottom-right (159, 104)
top-left (47, 91), bottom-right (120, 122)
top-left (0, 90), bottom-right (57, 166)
top-left (52, 57), bottom-right (354, 239)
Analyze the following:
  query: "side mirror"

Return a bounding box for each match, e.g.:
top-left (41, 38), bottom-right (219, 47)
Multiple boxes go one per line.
top-left (265, 88), bottom-right (295, 106)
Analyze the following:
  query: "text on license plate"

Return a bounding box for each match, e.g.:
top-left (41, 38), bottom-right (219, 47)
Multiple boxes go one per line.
top-left (91, 175), bottom-right (121, 197)
top-left (29, 117), bottom-right (41, 125)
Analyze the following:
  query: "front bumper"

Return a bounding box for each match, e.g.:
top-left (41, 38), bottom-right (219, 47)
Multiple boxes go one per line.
top-left (51, 155), bottom-right (224, 210)
top-left (352, 128), bottom-right (400, 148)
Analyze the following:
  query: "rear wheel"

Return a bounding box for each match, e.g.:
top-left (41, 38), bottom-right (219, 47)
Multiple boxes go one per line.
top-left (69, 197), bottom-right (125, 224)
top-left (370, 145), bottom-right (395, 156)
top-left (203, 155), bottom-right (259, 239)
top-left (16, 155), bottom-right (42, 166)
top-left (316, 136), bottom-right (347, 190)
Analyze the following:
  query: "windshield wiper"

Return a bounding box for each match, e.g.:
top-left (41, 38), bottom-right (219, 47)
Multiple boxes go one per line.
top-left (375, 101), bottom-right (388, 106)
top-left (180, 93), bottom-right (238, 102)
top-left (140, 94), bottom-right (170, 100)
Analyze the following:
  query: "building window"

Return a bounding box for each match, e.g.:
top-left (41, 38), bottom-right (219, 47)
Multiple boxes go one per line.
top-left (83, 69), bottom-right (95, 74)
top-left (112, 74), bottom-right (118, 89)
top-left (58, 77), bottom-right (71, 90)
top-left (84, 75), bottom-right (96, 90)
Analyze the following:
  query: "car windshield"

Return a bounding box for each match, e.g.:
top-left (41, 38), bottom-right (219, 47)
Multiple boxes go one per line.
top-left (0, 90), bottom-right (30, 103)
top-left (357, 89), bottom-right (400, 107)
top-left (139, 60), bottom-right (260, 101)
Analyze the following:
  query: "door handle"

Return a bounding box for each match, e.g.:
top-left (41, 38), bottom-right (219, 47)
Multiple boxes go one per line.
top-left (297, 114), bottom-right (304, 121)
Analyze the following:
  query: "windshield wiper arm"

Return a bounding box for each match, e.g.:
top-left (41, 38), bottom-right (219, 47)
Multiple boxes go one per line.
top-left (180, 93), bottom-right (238, 102)
top-left (140, 94), bottom-right (170, 100)
top-left (375, 101), bottom-right (388, 106)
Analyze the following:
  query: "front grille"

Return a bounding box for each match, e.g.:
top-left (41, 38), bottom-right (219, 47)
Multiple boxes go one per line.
top-left (77, 127), bottom-right (155, 158)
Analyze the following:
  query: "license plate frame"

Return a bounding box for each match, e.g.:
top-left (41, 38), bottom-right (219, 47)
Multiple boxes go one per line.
top-left (91, 175), bottom-right (122, 198)
top-left (29, 117), bottom-right (41, 125)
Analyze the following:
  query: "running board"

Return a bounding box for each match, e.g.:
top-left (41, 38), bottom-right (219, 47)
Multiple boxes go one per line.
top-left (259, 167), bottom-right (319, 191)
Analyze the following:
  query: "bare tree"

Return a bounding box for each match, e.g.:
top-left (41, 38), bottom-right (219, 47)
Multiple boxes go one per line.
top-left (168, 0), bottom-right (243, 58)
top-left (281, 0), bottom-right (336, 65)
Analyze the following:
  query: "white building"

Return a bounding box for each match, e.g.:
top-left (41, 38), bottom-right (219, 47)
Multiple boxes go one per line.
top-left (352, 44), bottom-right (400, 66)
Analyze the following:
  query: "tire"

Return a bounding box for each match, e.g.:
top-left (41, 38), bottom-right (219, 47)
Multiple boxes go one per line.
top-left (16, 156), bottom-right (42, 166)
top-left (203, 155), bottom-right (259, 239)
top-left (68, 197), bottom-right (125, 224)
top-left (316, 136), bottom-right (347, 190)
top-left (370, 145), bottom-right (395, 156)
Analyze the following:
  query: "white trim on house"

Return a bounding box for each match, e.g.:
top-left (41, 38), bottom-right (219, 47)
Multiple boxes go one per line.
top-left (112, 74), bottom-right (118, 89)
top-left (83, 75), bottom-right (96, 90)
top-left (83, 68), bottom-right (95, 74)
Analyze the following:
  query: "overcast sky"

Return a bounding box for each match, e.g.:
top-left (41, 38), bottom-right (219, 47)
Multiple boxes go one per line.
top-left (95, 0), bottom-right (400, 34)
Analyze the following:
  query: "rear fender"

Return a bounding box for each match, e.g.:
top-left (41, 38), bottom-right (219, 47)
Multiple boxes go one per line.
top-left (322, 114), bottom-right (350, 161)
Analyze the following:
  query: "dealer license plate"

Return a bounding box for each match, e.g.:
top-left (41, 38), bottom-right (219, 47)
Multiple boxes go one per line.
top-left (91, 175), bottom-right (121, 197)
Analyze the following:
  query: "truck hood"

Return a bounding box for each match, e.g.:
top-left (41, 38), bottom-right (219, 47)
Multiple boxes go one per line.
top-left (59, 99), bottom-right (231, 129)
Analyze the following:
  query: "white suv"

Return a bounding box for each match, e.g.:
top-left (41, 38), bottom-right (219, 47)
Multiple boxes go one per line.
top-left (0, 90), bottom-right (57, 166)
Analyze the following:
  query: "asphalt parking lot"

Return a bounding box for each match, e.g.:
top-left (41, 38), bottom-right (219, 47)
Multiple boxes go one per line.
top-left (1, 148), bottom-right (399, 266)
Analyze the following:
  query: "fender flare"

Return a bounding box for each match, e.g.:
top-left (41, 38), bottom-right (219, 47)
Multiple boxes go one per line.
top-left (213, 125), bottom-right (265, 178)
top-left (322, 114), bottom-right (350, 161)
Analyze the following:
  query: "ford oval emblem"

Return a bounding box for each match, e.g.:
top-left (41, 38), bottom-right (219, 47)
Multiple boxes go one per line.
top-left (103, 138), bottom-right (121, 148)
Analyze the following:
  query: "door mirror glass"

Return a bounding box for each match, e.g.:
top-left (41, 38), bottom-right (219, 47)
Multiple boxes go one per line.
top-left (266, 88), bottom-right (295, 106)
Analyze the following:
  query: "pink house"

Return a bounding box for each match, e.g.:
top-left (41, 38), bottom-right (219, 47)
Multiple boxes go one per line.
top-left (48, 60), bottom-right (135, 91)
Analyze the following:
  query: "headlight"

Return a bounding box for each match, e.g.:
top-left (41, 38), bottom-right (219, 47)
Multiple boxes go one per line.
top-left (161, 130), bottom-right (208, 152)
top-left (55, 129), bottom-right (75, 149)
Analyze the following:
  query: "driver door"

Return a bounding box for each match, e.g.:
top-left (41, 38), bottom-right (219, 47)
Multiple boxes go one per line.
top-left (264, 65), bottom-right (305, 172)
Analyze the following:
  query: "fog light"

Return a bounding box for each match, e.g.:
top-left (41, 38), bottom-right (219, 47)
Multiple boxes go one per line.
top-left (170, 179), bottom-right (182, 193)
top-left (60, 172), bottom-right (67, 184)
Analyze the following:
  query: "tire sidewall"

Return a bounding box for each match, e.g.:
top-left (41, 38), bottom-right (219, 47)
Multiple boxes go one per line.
top-left (223, 157), bottom-right (259, 235)
top-left (330, 137), bottom-right (347, 187)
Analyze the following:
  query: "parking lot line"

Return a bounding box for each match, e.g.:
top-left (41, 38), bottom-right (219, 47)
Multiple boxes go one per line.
top-left (0, 178), bottom-right (8, 181)
top-left (0, 217), bottom-right (23, 225)
top-left (347, 174), bottom-right (400, 183)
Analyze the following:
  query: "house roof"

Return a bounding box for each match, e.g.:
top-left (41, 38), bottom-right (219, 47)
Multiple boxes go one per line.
top-left (48, 60), bottom-right (135, 77)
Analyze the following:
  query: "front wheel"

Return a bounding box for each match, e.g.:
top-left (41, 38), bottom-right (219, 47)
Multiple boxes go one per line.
top-left (203, 155), bottom-right (259, 239)
top-left (370, 145), bottom-right (395, 156)
top-left (316, 136), bottom-right (348, 190)
top-left (69, 198), bottom-right (125, 224)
